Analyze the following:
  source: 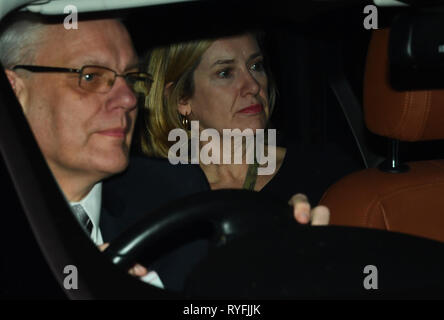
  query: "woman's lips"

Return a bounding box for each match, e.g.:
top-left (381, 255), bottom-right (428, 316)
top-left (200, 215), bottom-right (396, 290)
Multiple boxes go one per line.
top-left (238, 104), bottom-right (263, 114)
top-left (97, 128), bottom-right (126, 138)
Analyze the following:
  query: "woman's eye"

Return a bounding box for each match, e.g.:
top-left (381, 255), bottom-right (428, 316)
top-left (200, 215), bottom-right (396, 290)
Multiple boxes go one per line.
top-left (251, 61), bottom-right (265, 72)
top-left (217, 68), bottom-right (232, 79)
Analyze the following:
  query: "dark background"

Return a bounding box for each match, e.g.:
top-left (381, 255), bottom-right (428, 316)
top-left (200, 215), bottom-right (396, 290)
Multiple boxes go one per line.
top-left (124, 2), bottom-right (444, 166)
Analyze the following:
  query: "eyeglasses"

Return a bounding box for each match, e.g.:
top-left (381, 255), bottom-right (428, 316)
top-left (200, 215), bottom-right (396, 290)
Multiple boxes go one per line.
top-left (12, 65), bottom-right (153, 96)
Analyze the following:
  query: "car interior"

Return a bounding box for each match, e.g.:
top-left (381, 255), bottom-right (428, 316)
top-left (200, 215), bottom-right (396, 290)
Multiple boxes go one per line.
top-left (1, 0), bottom-right (444, 300)
top-left (321, 26), bottom-right (444, 242)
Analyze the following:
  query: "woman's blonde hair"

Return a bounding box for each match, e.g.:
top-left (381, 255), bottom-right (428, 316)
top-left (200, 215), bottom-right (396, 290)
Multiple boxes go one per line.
top-left (141, 34), bottom-right (277, 158)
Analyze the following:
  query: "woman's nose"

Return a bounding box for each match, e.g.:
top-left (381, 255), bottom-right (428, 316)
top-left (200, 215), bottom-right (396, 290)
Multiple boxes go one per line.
top-left (240, 70), bottom-right (261, 97)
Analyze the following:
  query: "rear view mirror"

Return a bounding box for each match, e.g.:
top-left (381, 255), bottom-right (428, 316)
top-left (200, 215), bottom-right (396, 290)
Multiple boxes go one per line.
top-left (389, 10), bottom-right (444, 90)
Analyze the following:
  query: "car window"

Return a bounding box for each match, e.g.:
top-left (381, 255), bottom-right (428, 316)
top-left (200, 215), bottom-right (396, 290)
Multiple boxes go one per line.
top-left (2, 0), bottom-right (444, 300)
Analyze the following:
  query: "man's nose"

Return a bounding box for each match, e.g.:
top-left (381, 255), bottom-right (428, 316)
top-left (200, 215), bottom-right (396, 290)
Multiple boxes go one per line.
top-left (107, 77), bottom-right (138, 111)
top-left (240, 70), bottom-right (261, 97)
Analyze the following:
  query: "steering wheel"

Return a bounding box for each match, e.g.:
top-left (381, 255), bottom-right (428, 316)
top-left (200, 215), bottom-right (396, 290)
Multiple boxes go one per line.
top-left (105, 189), bottom-right (444, 298)
top-left (104, 189), bottom-right (294, 268)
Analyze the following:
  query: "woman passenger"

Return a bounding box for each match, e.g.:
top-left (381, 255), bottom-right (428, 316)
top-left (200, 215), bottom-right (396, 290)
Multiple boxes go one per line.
top-left (141, 32), bottom-right (357, 223)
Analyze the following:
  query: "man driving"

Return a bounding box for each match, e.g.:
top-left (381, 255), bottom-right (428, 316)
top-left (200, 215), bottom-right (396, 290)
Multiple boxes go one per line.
top-left (0, 13), bottom-right (160, 280)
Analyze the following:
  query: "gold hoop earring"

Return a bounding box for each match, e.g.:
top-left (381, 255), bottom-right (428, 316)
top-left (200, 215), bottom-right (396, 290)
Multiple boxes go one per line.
top-left (180, 113), bottom-right (191, 130)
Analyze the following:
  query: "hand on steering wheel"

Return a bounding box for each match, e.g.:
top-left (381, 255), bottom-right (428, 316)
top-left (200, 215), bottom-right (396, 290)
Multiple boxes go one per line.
top-left (99, 243), bottom-right (148, 277)
top-left (289, 193), bottom-right (330, 226)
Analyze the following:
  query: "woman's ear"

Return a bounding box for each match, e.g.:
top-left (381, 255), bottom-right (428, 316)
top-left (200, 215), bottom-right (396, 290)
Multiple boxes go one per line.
top-left (164, 81), bottom-right (191, 116)
top-left (177, 91), bottom-right (191, 117)
top-left (177, 98), bottom-right (191, 117)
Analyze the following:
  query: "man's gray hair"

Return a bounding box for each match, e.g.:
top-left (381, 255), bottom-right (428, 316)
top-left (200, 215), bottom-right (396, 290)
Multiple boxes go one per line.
top-left (0, 12), bottom-right (48, 69)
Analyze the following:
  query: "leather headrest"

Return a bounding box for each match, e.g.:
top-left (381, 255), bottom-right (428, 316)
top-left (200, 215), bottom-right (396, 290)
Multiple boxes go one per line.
top-left (364, 28), bottom-right (444, 142)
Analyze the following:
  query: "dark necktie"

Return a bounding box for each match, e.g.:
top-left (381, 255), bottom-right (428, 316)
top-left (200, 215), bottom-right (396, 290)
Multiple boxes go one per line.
top-left (71, 204), bottom-right (93, 236)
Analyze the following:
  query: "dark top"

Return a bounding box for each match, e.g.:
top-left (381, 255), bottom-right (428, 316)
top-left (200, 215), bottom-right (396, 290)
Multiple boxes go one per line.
top-left (261, 143), bottom-right (362, 205)
top-left (100, 145), bottom-right (361, 293)
top-left (101, 156), bottom-right (210, 292)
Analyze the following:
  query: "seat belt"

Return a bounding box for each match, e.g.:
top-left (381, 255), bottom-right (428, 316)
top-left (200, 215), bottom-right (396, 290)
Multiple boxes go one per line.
top-left (323, 41), bottom-right (384, 169)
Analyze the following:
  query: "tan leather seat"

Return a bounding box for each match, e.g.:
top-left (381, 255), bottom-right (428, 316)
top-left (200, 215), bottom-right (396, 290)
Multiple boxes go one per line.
top-left (320, 28), bottom-right (444, 242)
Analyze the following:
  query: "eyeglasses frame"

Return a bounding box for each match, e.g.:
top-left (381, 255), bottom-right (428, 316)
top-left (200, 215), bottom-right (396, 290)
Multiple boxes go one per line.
top-left (11, 64), bottom-right (153, 95)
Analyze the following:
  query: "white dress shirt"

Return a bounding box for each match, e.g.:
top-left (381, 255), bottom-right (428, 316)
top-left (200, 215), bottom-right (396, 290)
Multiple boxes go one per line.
top-left (70, 182), bottom-right (104, 245)
top-left (69, 182), bottom-right (164, 289)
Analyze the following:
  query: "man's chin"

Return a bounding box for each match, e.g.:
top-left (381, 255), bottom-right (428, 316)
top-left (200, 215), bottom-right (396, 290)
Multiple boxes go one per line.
top-left (93, 154), bottom-right (130, 177)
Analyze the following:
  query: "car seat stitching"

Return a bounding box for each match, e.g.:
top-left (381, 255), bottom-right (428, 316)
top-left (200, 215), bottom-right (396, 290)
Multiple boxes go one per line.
top-left (379, 180), bottom-right (444, 199)
top-left (363, 196), bottom-right (382, 227)
top-left (377, 201), bottom-right (390, 230)
top-left (360, 179), bottom-right (444, 229)
top-left (417, 90), bottom-right (431, 140)
top-left (394, 91), bottom-right (411, 139)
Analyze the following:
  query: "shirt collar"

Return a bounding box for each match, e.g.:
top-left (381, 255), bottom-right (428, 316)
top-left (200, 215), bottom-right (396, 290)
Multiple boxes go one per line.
top-left (70, 182), bottom-right (102, 230)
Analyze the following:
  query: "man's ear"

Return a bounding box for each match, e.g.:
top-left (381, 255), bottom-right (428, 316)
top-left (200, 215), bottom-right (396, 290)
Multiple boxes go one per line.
top-left (5, 69), bottom-right (27, 102)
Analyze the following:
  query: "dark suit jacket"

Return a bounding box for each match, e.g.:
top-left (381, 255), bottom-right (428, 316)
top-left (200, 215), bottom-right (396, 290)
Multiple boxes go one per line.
top-left (100, 156), bottom-right (210, 292)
